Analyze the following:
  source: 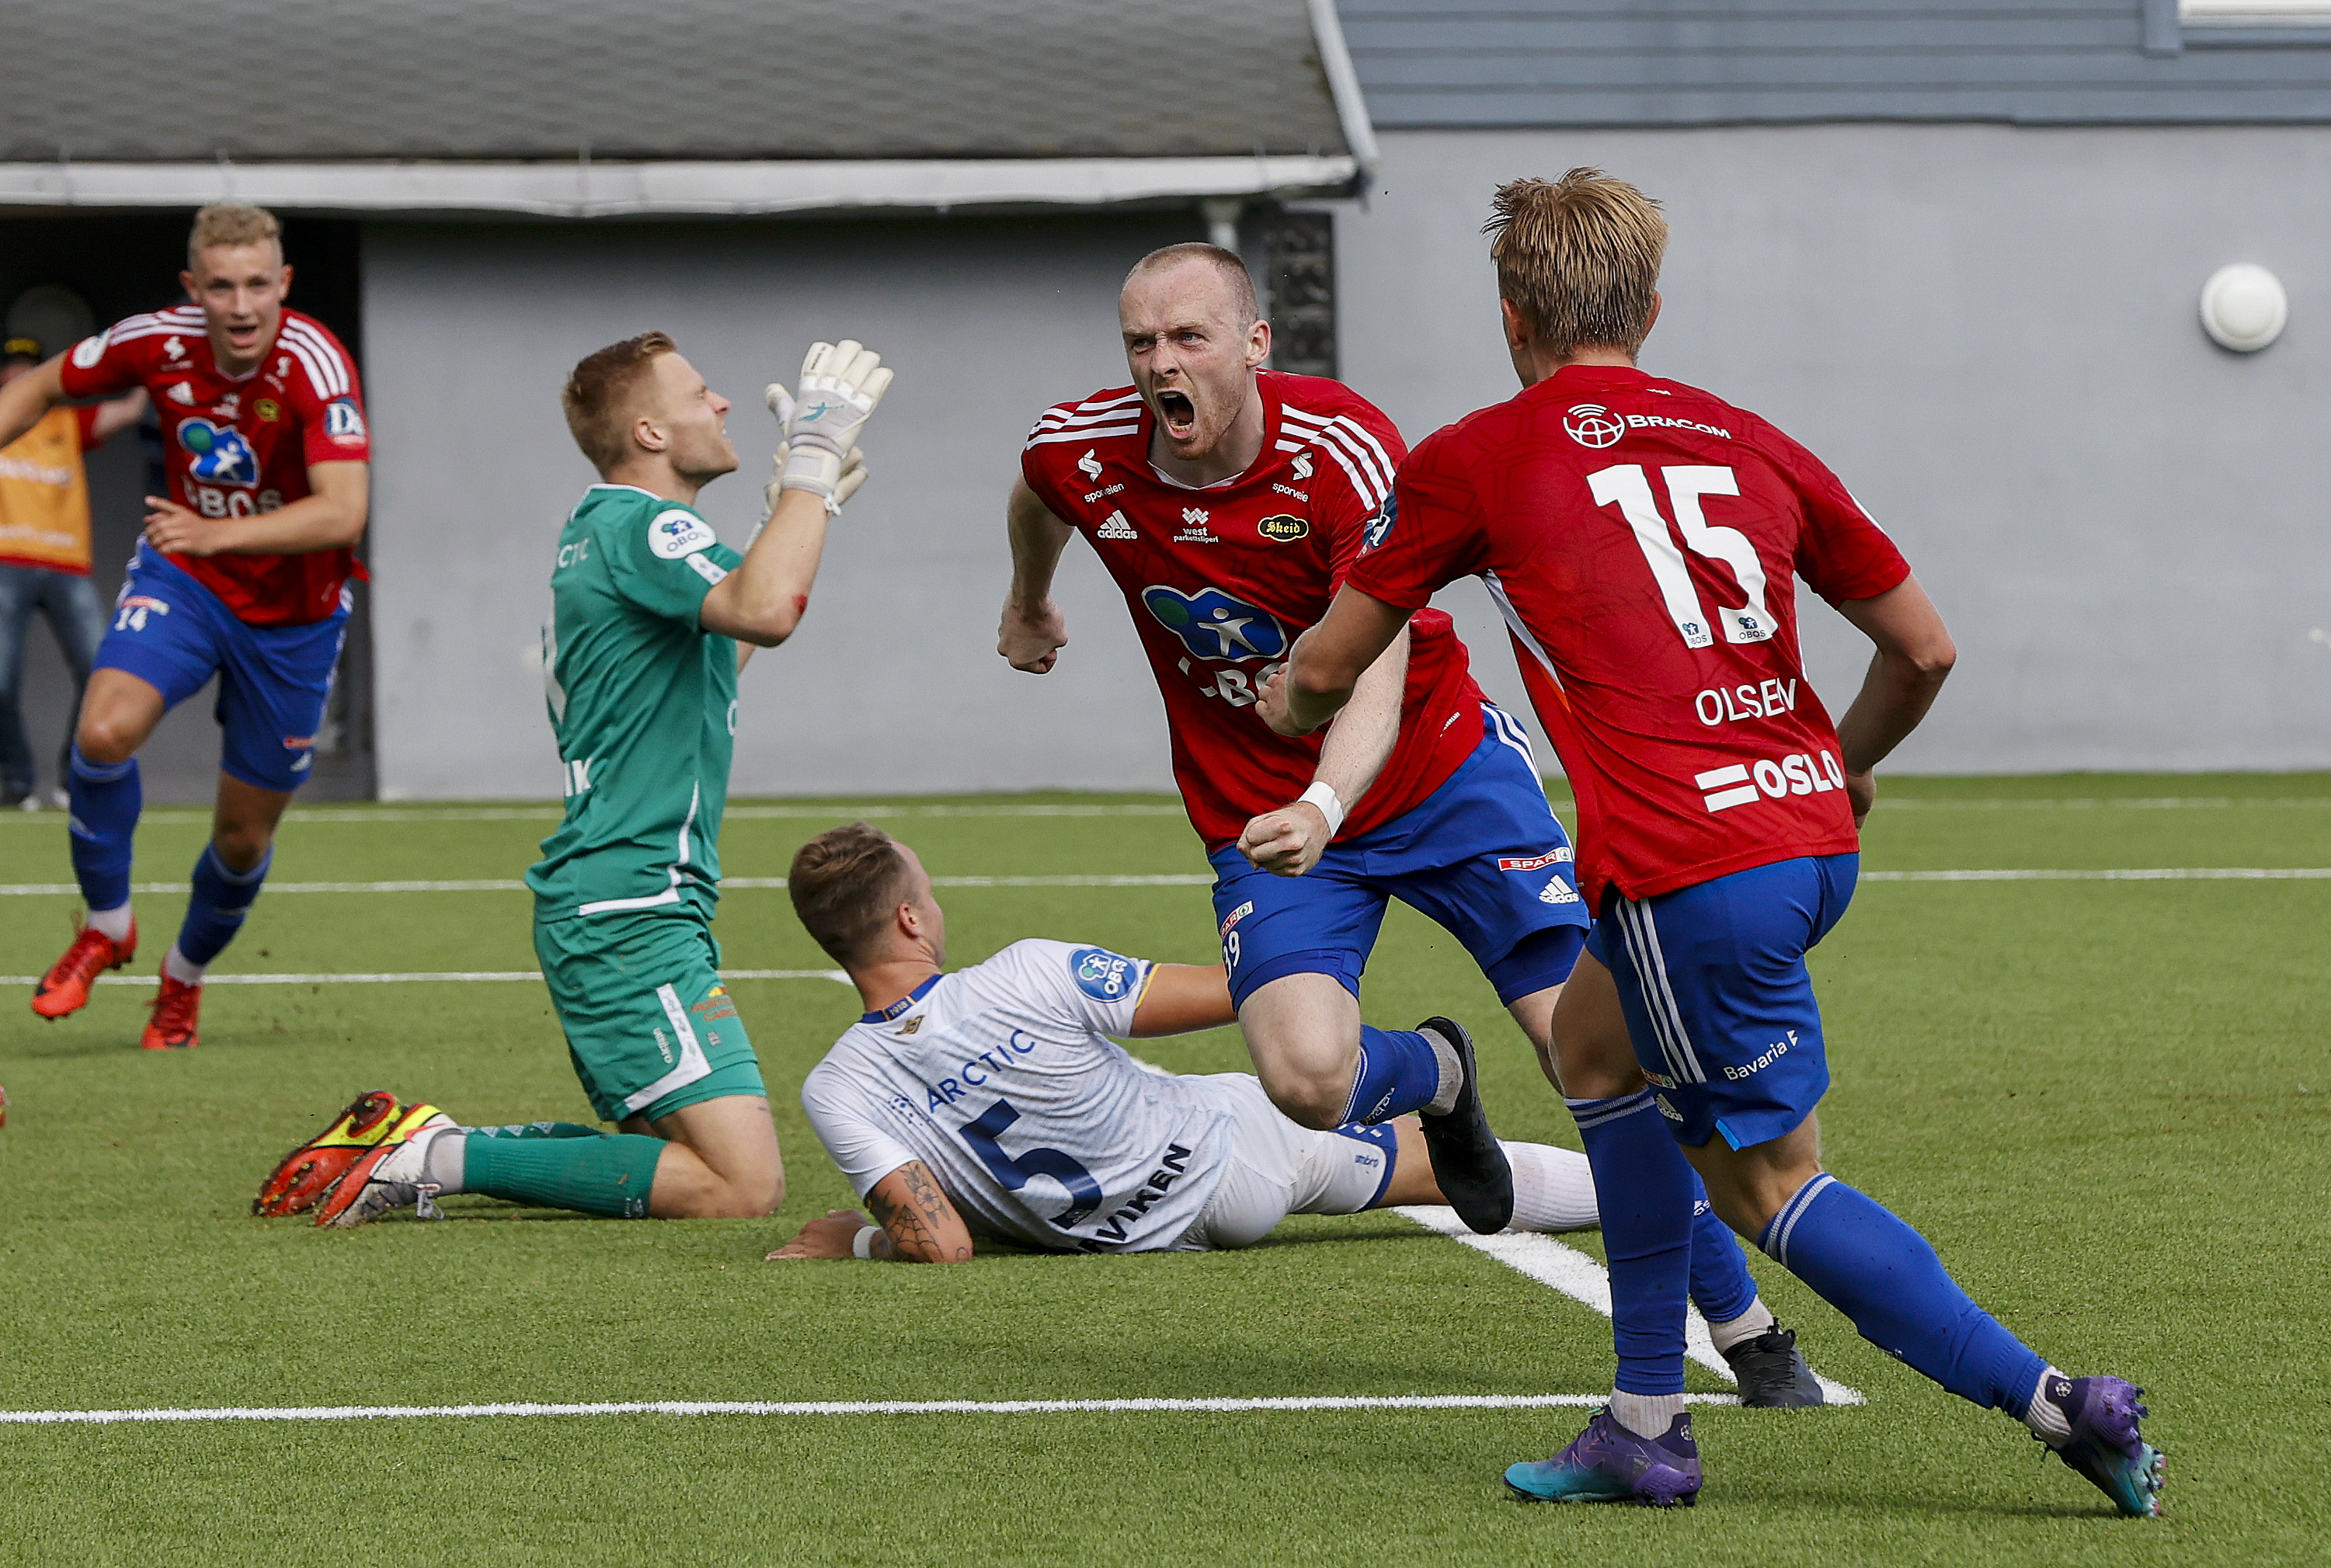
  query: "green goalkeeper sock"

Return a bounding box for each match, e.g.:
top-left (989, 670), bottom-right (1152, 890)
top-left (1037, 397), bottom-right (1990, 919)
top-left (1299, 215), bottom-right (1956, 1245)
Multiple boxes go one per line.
top-left (461, 1128), bottom-right (664, 1218)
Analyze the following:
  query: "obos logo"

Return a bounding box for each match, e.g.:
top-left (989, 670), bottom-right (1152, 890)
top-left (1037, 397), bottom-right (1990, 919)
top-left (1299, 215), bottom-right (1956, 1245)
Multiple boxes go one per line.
top-left (1256, 514), bottom-right (1309, 543)
top-left (1070, 947), bottom-right (1138, 1002)
top-left (1563, 403), bottom-right (1626, 449)
top-left (176, 419), bottom-right (259, 486)
top-left (1141, 585), bottom-right (1287, 662)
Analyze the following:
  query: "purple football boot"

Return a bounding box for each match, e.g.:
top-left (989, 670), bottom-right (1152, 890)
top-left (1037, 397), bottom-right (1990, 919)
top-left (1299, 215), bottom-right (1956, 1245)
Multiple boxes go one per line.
top-left (2037, 1375), bottom-right (2165, 1518)
top-left (1505, 1407), bottom-right (1702, 1507)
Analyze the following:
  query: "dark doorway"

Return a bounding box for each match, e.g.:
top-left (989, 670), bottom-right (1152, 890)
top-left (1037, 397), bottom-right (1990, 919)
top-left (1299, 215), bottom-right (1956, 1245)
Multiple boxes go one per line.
top-left (0, 212), bottom-right (373, 803)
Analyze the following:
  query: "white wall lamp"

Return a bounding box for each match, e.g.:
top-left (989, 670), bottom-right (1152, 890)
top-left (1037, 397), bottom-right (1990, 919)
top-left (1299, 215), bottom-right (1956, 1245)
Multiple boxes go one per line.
top-left (2199, 263), bottom-right (2288, 353)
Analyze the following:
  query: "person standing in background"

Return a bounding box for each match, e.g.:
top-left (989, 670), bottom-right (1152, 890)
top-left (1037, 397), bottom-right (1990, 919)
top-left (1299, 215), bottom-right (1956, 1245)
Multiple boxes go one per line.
top-left (0, 333), bottom-right (146, 808)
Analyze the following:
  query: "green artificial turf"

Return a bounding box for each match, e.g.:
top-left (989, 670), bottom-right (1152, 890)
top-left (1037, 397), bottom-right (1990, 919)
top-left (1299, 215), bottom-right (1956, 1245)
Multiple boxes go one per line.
top-left (2, 777), bottom-right (2326, 1565)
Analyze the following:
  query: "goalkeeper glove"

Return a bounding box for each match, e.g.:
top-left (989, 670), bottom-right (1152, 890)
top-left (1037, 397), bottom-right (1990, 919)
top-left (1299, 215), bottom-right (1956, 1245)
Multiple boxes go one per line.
top-left (764, 339), bottom-right (892, 504)
top-left (757, 441), bottom-right (865, 534)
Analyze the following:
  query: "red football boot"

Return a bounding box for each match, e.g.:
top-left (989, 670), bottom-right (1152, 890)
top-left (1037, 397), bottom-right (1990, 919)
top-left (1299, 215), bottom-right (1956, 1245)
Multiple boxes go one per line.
top-left (141, 972), bottom-right (202, 1050)
top-left (31, 917), bottom-right (137, 1020)
top-left (253, 1091), bottom-right (409, 1215)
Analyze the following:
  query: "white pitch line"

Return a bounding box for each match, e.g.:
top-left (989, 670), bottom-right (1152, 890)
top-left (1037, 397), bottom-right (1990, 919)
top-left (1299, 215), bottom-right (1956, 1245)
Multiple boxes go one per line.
top-left (0, 874), bottom-right (1216, 896)
top-left (1395, 1205), bottom-right (1866, 1406)
top-left (1860, 867), bottom-right (2331, 882)
top-left (0, 1392), bottom-right (1755, 1427)
top-left (0, 969), bottom-right (851, 988)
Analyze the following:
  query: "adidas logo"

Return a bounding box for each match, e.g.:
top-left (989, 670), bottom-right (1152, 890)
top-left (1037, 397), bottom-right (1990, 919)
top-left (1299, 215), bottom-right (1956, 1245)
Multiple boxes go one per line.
top-left (1539, 876), bottom-right (1581, 905)
top-left (1096, 511), bottom-right (1137, 540)
top-left (167, 382), bottom-right (195, 405)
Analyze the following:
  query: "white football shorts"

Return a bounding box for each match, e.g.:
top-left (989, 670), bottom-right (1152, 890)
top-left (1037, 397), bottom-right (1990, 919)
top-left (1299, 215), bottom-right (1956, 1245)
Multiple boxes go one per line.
top-left (1171, 1073), bottom-right (1394, 1250)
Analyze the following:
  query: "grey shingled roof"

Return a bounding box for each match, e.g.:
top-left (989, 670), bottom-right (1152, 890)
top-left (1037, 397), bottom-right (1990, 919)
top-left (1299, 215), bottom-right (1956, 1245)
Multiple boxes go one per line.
top-left (6, 1), bottom-right (1352, 162)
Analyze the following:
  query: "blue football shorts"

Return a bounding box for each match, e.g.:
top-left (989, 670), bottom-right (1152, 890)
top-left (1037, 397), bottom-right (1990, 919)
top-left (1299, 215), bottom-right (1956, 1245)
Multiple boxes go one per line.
top-left (94, 544), bottom-right (350, 794)
top-left (1586, 853), bottom-right (1859, 1153)
top-left (1208, 704), bottom-right (1591, 1010)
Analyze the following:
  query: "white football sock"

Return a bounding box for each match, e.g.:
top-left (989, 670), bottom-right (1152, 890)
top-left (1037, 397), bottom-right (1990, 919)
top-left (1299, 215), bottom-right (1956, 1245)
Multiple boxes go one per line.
top-left (1501, 1140), bottom-right (1598, 1232)
top-left (417, 1119), bottom-right (468, 1194)
top-left (85, 903), bottom-right (133, 944)
top-left (162, 945), bottom-right (206, 986)
top-left (2023, 1367), bottom-right (2072, 1447)
top-left (1423, 1029), bottom-right (1463, 1116)
top-left (1706, 1297), bottom-right (1776, 1355)
top-left (1609, 1390), bottom-right (1686, 1441)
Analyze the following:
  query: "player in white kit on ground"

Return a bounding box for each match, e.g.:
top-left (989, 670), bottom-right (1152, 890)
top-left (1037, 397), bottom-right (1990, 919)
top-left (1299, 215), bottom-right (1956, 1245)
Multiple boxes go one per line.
top-left (767, 823), bottom-right (1600, 1260)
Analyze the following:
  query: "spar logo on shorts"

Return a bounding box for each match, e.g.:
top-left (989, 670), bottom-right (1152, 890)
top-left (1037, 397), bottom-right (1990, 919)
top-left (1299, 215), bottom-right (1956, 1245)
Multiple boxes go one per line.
top-left (1070, 947), bottom-right (1139, 1002)
top-left (1140, 586), bottom-right (1287, 662)
top-left (1497, 850), bottom-right (1574, 872)
top-left (113, 595), bottom-right (169, 632)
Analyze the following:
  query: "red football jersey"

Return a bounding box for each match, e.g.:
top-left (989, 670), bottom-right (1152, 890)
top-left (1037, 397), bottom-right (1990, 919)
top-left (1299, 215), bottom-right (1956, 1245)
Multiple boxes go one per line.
top-left (1345, 365), bottom-right (1909, 906)
top-left (59, 304), bottom-right (369, 626)
top-left (1023, 370), bottom-right (1485, 846)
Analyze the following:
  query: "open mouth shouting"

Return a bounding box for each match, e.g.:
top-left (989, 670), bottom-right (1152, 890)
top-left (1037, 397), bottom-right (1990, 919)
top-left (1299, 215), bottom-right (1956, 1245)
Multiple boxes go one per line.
top-left (1153, 388), bottom-right (1199, 443)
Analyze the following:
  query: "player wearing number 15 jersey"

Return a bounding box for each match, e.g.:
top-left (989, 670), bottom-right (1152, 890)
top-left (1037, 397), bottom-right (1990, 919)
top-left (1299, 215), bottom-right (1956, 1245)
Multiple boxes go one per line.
top-left (1286, 169), bottom-right (2159, 1515)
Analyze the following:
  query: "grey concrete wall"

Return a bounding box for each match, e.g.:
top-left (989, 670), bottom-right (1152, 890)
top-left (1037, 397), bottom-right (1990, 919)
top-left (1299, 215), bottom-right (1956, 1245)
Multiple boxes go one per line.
top-left (1342, 124), bottom-right (2331, 772)
top-left (363, 214), bottom-right (1199, 800)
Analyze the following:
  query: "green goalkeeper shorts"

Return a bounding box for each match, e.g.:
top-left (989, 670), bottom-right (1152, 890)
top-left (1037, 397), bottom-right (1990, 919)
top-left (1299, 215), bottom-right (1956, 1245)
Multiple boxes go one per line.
top-left (534, 910), bottom-right (766, 1125)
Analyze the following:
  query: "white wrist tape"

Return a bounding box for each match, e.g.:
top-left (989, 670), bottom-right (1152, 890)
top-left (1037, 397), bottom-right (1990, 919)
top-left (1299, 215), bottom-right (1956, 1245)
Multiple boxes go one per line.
top-left (851, 1225), bottom-right (883, 1259)
top-left (1298, 781), bottom-right (1347, 837)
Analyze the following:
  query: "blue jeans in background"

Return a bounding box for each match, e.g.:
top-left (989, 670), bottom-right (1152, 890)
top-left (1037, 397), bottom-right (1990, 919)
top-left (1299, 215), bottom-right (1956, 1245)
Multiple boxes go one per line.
top-left (0, 562), bottom-right (109, 801)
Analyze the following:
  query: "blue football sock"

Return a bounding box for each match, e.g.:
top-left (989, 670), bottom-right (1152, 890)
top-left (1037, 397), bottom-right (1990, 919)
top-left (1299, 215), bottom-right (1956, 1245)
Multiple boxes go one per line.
top-left (175, 843), bottom-right (271, 966)
top-left (1759, 1174), bottom-right (2050, 1416)
top-left (1687, 1180), bottom-right (1760, 1327)
top-left (66, 745), bottom-right (140, 913)
top-left (1341, 1026), bottom-right (1443, 1125)
top-left (1567, 1091), bottom-right (1692, 1396)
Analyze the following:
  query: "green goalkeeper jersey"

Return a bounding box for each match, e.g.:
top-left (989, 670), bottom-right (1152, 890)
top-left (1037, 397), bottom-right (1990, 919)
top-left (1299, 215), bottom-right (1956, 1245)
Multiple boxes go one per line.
top-left (527, 484), bottom-right (744, 924)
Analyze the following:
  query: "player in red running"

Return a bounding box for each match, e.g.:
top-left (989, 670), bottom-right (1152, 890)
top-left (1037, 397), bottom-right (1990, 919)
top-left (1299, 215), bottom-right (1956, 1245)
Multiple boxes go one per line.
top-left (998, 241), bottom-right (1810, 1399)
top-left (0, 204), bottom-right (371, 1050)
top-left (1277, 170), bottom-right (2161, 1515)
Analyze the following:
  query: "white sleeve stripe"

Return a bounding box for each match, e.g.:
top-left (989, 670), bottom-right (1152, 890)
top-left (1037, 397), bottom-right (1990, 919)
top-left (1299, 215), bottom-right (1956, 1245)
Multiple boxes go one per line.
top-left (1283, 409), bottom-right (1395, 500)
top-left (277, 335), bottom-right (339, 401)
top-left (1308, 431), bottom-right (1376, 509)
top-left (1074, 392), bottom-right (1143, 412)
top-left (280, 321), bottom-right (348, 392)
top-left (1037, 406), bottom-right (1144, 431)
top-left (280, 323), bottom-right (350, 396)
top-left (1313, 420), bottom-right (1392, 505)
top-left (105, 319), bottom-right (205, 344)
top-left (1025, 425), bottom-right (1139, 447)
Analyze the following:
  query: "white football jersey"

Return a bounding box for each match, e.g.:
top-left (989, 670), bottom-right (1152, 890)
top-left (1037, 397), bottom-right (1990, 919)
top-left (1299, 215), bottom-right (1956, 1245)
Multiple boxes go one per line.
top-left (800, 940), bottom-right (1234, 1253)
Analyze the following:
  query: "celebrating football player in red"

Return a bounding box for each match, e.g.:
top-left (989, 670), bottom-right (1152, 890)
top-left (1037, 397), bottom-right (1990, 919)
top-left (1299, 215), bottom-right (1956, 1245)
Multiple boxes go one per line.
top-left (1274, 169), bottom-right (2160, 1516)
top-left (996, 242), bottom-right (1805, 1400)
top-left (0, 203), bottom-right (371, 1049)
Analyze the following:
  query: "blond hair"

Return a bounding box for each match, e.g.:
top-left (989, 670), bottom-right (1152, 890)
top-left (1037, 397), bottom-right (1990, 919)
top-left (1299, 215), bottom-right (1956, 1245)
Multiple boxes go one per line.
top-left (1124, 242), bottom-right (1261, 328)
top-left (186, 203), bottom-right (282, 270)
top-left (560, 332), bottom-right (677, 475)
top-left (1484, 170), bottom-right (1667, 358)
top-left (788, 822), bottom-right (916, 965)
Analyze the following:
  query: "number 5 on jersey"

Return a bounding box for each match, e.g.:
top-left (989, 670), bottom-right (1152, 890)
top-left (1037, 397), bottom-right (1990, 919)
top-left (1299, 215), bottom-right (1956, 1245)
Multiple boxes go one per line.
top-left (1589, 464), bottom-right (1775, 649)
top-left (959, 1097), bottom-right (1105, 1227)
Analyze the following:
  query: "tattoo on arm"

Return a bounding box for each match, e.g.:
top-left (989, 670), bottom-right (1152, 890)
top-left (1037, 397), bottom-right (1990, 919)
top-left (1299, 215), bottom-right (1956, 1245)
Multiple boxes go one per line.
top-left (867, 1162), bottom-right (973, 1262)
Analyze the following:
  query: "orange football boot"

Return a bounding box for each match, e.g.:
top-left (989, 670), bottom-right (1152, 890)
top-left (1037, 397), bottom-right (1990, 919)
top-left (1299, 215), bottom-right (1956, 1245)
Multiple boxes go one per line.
top-left (253, 1091), bottom-right (409, 1215)
top-left (141, 972), bottom-right (202, 1050)
top-left (32, 917), bottom-right (136, 1020)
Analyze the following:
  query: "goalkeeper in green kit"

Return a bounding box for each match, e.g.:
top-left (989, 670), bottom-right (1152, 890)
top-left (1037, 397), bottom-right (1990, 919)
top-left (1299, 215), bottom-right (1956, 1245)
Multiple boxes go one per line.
top-left (256, 332), bottom-right (892, 1226)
